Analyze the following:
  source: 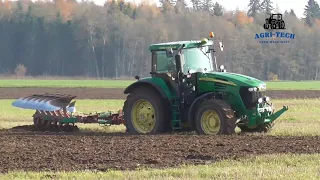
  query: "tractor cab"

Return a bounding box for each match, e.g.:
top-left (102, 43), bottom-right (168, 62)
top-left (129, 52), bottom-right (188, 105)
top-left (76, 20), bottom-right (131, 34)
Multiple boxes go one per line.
top-left (148, 32), bottom-right (225, 83)
top-left (150, 40), bottom-right (214, 76)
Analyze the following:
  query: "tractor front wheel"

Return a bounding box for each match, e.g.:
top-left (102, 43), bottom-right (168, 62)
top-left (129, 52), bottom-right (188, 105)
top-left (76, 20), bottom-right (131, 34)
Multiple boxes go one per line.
top-left (123, 86), bottom-right (170, 134)
top-left (194, 99), bottom-right (236, 135)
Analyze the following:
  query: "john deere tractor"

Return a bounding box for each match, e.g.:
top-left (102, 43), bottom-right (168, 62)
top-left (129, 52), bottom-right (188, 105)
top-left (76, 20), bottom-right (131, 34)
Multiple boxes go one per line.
top-left (123, 32), bottom-right (288, 135)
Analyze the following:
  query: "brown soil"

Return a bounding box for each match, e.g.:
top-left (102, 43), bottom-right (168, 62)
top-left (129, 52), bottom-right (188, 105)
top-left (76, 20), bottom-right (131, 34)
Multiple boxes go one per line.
top-left (1, 87), bottom-right (319, 173)
top-left (1, 87), bottom-right (320, 99)
top-left (0, 126), bottom-right (318, 173)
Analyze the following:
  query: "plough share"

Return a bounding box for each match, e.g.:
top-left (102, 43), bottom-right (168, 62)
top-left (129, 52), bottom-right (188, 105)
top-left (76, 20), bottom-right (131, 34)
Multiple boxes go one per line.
top-left (12, 93), bottom-right (125, 132)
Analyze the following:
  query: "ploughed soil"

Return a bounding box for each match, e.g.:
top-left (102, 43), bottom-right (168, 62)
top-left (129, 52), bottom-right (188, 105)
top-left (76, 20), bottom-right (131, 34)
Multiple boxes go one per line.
top-left (1, 87), bottom-right (320, 99)
top-left (1, 87), bottom-right (320, 172)
top-left (0, 126), bottom-right (318, 173)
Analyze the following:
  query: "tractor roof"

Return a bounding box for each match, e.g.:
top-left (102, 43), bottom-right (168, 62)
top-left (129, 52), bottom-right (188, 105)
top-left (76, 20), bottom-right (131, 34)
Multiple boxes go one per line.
top-left (149, 40), bottom-right (213, 51)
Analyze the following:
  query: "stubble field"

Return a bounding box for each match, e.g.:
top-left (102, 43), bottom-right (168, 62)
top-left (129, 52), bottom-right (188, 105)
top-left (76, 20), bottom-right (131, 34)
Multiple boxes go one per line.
top-left (0, 79), bottom-right (320, 179)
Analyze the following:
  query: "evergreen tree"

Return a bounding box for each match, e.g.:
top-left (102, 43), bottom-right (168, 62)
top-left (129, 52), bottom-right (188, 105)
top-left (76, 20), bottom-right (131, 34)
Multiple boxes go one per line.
top-left (190, 0), bottom-right (201, 11)
top-left (159, 0), bottom-right (174, 13)
top-left (174, 0), bottom-right (187, 14)
top-left (202, 0), bottom-right (214, 12)
top-left (247, 0), bottom-right (261, 17)
top-left (213, 2), bottom-right (223, 16)
top-left (303, 0), bottom-right (320, 26)
top-left (289, 9), bottom-right (296, 17)
top-left (260, 0), bottom-right (273, 14)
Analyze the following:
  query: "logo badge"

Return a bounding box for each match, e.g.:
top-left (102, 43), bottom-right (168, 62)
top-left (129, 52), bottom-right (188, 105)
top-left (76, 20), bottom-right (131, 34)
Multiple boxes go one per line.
top-left (255, 13), bottom-right (295, 44)
top-left (263, 13), bottom-right (286, 30)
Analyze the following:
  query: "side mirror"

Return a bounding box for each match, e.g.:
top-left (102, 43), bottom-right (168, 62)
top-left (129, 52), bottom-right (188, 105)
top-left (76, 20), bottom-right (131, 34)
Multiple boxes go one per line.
top-left (219, 42), bottom-right (224, 52)
top-left (175, 54), bottom-right (183, 74)
top-left (166, 48), bottom-right (173, 57)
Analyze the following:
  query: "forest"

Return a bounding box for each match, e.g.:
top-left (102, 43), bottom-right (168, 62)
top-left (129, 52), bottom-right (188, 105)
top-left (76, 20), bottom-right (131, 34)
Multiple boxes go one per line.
top-left (0, 0), bottom-right (320, 80)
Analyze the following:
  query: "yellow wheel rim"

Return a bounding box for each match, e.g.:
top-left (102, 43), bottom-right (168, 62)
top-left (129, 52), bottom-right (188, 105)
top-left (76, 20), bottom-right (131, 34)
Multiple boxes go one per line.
top-left (131, 99), bottom-right (156, 133)
top-left (200, 110), bottom-right (221, 135)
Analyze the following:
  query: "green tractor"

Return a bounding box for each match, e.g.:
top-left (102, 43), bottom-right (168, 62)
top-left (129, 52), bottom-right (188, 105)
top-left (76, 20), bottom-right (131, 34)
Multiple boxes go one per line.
top-left (123, 32), bottom-right (288, 135)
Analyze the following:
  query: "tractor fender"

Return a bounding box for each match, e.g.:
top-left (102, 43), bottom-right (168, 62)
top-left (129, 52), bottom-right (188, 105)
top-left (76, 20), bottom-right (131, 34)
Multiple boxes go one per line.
top-left (124, 79), bottom-right (169, 100)
top-left (188, 92), bottom-right (216, 129)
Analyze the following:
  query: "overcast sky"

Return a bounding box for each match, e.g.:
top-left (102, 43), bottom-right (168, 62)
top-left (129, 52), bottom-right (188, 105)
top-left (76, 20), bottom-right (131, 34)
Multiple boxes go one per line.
top-left (91, 0), bottom-right (314, 18)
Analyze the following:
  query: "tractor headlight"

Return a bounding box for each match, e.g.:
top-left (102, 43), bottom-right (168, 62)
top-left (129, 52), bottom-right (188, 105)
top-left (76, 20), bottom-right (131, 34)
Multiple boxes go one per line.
top-left (264, 96), bottom-right (270, 102)
top-left (258, 98), bottom-right (263, 103)
top-left (258, 84), bottom-right (267, 91)
top-left (248, 87), bottom-right (258, 92)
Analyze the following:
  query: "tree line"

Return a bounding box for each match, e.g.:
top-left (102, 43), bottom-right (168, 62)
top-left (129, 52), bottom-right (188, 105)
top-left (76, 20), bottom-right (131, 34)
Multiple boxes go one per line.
top-left (0, 0), bottom-right (320, 80)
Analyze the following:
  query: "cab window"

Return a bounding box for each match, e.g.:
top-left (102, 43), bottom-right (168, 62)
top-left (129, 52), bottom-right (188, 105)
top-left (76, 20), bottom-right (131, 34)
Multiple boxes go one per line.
top-left (155, 51), bottom-right (174, 73)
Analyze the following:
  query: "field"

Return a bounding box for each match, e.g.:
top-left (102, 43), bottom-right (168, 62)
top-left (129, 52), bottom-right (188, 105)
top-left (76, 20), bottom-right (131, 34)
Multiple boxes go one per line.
top-left (0, 79), bottom-right (320, 179)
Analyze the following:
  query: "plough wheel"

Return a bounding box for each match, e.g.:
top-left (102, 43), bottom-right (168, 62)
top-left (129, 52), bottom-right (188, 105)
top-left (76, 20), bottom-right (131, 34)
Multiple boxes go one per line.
top-left (123, 86), bottom-right (170, 134)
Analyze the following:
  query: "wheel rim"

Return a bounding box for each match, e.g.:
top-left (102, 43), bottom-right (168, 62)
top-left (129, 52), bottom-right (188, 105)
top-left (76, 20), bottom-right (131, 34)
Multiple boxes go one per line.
top-left (200, 110), bottom-right (221, 135)
top-left (131, 99), bottom-right (156, 133)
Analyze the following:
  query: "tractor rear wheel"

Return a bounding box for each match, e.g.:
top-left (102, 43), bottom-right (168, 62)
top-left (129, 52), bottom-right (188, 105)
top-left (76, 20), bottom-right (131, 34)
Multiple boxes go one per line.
top-left (194, 99), bottom-right (236, 135)
top-left (123, 86), bottom-right (170, 134)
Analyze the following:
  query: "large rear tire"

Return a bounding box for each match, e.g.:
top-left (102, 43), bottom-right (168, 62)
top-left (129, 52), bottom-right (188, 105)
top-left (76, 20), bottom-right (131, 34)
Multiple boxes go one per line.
top-left (194, 99), bottom-right (236, 135)
top-left (123, 86), bottom-right (170, 134)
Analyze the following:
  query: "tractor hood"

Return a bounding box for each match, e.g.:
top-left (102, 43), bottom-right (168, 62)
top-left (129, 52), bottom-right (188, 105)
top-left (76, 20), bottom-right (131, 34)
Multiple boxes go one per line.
top-left (198, 72), bottom-right (266, 90)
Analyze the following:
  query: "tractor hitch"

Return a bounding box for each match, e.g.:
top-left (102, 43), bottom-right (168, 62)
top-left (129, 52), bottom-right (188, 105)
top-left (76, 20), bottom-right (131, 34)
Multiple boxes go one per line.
top-left (264, 105), bottom-right (289, 123)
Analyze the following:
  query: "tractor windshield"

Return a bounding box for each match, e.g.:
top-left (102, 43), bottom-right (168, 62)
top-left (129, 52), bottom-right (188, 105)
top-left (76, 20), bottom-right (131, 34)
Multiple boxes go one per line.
top-left (155, 45), bottom-right (214, 74)
top-left (182, 46), bottom-right (213, 73)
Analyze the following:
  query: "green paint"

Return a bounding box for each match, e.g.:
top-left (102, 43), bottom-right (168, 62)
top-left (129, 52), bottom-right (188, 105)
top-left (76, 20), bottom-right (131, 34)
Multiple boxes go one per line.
top-left (196, 71), bottom-right (288, 128)
top-left (146, 39), bottom-right (288, 130)
top-left (149, 40), bottom-right (213, 51)
top-left (129, 77), bottom-right (175, 100)
top-left (43, 115), bottom-right (78, 123)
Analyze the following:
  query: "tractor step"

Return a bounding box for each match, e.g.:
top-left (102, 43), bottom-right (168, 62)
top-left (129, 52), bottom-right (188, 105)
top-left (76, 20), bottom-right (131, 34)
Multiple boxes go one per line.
top-left (171, 97), bottom-right (182, 130)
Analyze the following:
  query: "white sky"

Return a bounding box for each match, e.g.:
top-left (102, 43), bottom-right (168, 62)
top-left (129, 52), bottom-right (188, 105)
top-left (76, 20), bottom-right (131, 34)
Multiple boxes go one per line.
top-left (90, 0), bottom-right (315, 19)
